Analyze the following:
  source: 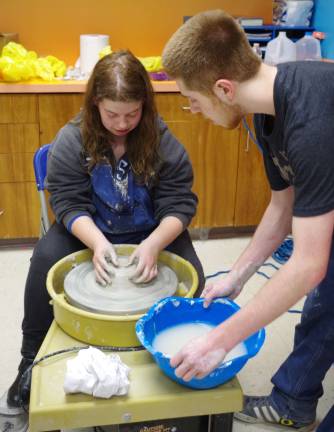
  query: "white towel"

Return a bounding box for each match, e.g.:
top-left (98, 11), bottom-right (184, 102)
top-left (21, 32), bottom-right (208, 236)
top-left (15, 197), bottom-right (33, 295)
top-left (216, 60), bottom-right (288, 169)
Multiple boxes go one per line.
top-left (63, 347), bottom-right (130, 398)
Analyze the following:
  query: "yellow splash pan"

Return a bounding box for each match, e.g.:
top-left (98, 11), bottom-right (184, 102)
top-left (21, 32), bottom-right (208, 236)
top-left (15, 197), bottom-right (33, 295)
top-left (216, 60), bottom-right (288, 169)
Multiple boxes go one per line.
top-left (46, 245), bottom-right (198, 347)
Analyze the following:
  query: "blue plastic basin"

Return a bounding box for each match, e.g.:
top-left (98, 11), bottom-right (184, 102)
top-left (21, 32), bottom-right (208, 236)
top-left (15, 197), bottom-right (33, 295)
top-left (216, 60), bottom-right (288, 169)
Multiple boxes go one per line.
top-left (135, 296), bottom-right (265, 389)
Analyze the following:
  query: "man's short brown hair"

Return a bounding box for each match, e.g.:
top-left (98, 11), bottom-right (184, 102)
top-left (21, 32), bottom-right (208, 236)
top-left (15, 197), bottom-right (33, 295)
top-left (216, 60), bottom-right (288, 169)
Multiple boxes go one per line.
top-left (162, 10), bottom-right (261, 95)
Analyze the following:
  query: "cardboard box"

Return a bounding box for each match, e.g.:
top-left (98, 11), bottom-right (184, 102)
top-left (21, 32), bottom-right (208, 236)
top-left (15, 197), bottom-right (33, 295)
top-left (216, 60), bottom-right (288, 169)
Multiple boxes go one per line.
top-left (0, 33), bottom-right (19, 53)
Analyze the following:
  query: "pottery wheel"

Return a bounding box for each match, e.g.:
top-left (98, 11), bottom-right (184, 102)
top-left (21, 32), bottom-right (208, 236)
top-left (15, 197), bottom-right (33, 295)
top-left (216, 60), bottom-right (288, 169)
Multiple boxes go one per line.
top-left (64, 256), bottom-right (178, 315)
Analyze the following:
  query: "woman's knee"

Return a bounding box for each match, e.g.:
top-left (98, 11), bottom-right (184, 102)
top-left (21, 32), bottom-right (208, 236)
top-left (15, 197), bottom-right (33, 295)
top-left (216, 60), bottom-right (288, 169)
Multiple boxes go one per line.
top-left (30, 235), bottom-right (62, 270)
top-left (30, 223), bottom-right (84, 270)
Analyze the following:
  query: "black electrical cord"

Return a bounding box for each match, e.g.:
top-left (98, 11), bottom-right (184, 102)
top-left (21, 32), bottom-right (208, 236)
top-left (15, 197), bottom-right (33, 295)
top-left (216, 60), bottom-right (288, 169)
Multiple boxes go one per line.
top-left (18, 344), bottom-right (144, 412)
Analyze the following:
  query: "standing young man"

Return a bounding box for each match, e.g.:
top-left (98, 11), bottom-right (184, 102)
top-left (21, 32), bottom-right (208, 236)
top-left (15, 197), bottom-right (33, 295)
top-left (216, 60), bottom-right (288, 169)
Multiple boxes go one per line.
top-left (162, 10), bottom-right (334, 432)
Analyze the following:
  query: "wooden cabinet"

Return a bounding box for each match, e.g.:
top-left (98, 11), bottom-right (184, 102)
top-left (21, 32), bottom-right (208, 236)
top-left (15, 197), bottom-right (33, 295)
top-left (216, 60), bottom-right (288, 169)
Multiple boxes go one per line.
top-left (155, 95), bottom-right (270, 230)
top-left (0, 92), bottom-right (270, 241)
top-left (39, 94), bottom-right (84, 144)
top-left (0, 95), bottom-right (40, 239)
top-left (0, 183), bottom-right (40, 238)
top-left (155, 94), bottom-right (240, 229)
top-left (234, 117), bottom-right (270, 226)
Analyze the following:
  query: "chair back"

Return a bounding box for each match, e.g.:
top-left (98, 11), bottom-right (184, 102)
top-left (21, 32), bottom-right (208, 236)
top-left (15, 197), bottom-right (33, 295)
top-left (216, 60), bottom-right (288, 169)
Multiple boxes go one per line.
top-left (33, 143), bottom-right (51, 191)
top-left (33, 144), bottom-right (52, 234)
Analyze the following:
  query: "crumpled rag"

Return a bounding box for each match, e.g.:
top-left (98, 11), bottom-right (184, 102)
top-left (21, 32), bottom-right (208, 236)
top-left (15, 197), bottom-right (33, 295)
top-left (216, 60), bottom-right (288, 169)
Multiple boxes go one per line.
top-left (63, 346), bottom-right (130, 398)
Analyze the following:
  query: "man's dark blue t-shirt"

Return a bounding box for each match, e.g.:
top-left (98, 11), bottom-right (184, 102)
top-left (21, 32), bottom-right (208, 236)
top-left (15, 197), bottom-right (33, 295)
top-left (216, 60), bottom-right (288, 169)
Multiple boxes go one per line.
top-left (254, 61), bottom-right (334, 217)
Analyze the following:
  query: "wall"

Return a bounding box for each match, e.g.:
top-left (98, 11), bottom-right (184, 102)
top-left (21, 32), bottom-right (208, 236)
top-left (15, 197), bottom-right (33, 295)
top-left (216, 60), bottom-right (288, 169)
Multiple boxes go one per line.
top-left (1, 0), bottom-right (272, 66)
top-left (313, 0), bottom-right (334, 60)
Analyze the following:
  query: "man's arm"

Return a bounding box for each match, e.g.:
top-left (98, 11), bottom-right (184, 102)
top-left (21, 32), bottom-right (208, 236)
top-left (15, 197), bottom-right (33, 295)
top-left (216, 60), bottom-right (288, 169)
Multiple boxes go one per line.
top-left (211, 208), bottom-right (334, 352)
top-left (172, 207), bottom-right (334, 380)
top-left (204, 186), bottom-right (294, 303)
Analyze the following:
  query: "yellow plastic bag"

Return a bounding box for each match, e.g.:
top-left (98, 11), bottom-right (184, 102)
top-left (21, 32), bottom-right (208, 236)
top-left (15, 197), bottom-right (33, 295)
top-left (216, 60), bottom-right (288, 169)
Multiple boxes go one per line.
top-left (2, 42), bottom-right (30, 60)
top-left (45, 56), bottom-right (66, 78)
top-left (99, 45), bottom-right (112, 59)
top-left (0, 41), bottom-right (66, 82)
top-left (0, 56), bottom-right (34, 81)
top-left (138, 56), bottom-right (163, 72)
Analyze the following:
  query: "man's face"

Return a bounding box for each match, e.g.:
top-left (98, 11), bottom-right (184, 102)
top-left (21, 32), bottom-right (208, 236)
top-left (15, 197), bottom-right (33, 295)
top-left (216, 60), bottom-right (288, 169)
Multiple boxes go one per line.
top-left (176, 79), bottom-right (243, 129)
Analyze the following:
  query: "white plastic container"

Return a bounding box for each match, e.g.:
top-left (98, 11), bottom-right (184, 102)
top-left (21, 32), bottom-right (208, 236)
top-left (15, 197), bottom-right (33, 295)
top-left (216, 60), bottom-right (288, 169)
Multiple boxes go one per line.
top-left (296, 32), bottom-right (321, 61)
top-left (79, 34), bottom-right (110, 77)
top-left (264, 32), bottom-right (296, 65)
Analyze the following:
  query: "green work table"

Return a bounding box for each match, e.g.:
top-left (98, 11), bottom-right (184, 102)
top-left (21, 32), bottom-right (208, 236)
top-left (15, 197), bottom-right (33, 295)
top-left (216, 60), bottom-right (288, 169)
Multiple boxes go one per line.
top-left (29, 321), bottom-right (243, 432)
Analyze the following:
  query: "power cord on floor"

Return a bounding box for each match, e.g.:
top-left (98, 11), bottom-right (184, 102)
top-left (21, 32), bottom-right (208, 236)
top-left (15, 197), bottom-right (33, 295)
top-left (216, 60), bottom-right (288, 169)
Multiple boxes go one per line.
top-left (205, 264), bottom-right (276, 282)
top-left (204, 237), bottom-right (301, 315)
top-left (205, 265), bottom-right (273, 282)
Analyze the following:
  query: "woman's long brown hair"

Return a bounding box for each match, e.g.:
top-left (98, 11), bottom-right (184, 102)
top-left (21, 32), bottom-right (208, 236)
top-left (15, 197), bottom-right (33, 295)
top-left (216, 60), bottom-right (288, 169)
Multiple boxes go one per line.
top-left (82, 50), bottom-right (159, 183)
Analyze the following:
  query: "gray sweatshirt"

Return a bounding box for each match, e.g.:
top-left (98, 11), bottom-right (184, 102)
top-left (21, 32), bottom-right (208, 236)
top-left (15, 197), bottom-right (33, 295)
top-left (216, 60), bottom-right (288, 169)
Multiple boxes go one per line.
top-left (46, 117), bottom-right (198, 233)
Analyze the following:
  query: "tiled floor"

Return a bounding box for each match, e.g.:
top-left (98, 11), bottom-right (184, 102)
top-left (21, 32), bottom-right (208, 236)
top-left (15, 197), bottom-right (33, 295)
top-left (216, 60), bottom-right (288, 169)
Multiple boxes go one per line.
top-left (0, 237), bottom-right (333, 431)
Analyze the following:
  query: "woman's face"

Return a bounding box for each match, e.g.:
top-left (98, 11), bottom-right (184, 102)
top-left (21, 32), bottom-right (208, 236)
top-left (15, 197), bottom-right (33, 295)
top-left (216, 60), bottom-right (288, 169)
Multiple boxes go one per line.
top-left (97, 99), bottom-right (143, 137)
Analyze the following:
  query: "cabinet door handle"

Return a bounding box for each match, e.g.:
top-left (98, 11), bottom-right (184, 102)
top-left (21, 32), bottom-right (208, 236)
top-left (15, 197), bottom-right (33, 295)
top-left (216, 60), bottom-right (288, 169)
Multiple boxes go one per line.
top-left (245, 131), bottom-right (250, 152)
top-left (0, 209), bottom-right (4, 216)
top-left (181, 106), bottom-right (191, 111)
